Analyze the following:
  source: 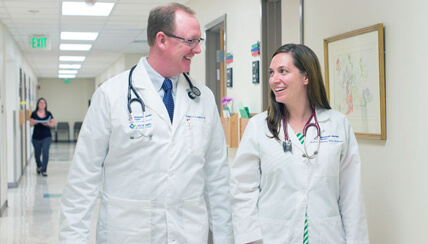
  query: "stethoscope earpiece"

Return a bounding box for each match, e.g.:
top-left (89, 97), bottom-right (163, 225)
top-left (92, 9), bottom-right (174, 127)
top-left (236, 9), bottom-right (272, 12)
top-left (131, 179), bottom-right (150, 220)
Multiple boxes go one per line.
top-left (282, 140), bottom-right (292, 152)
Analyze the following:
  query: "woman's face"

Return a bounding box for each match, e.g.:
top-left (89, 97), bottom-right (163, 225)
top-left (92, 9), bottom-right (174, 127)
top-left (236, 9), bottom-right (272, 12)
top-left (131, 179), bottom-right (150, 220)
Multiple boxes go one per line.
top-left (38, 99), bottom-right (46, 110)
top-left (268, 52), bottom-right (308, 105)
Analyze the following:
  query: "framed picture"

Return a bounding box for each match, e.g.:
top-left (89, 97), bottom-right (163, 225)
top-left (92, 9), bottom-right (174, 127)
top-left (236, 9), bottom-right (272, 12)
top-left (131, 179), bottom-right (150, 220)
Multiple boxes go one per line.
top-left (324, 23), bottom-right (386, 140)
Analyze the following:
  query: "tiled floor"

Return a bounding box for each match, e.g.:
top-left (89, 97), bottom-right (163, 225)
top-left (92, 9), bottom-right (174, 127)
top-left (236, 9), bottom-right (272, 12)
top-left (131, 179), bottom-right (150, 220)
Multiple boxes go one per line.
top-left (0, 142), bottom-right (99, 244)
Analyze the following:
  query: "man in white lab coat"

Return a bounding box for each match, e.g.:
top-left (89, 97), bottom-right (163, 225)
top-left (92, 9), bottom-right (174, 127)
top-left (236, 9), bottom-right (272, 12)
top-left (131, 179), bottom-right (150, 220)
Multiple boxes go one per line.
top-left (58, 3), bottom-right (233, 244)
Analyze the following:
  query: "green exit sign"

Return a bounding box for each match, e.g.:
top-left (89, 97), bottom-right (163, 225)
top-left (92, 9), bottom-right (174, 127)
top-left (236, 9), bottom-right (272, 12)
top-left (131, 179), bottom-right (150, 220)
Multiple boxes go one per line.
top-left (29, 36), bottom-right (50, 50)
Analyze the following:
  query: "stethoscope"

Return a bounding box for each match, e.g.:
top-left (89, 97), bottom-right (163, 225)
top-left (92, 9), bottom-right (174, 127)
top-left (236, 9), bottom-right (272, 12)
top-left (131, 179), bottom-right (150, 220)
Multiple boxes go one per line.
top-left (128, 64), bottom-right (201, 139)
top-left (282, 109), bottom-right (321, 159)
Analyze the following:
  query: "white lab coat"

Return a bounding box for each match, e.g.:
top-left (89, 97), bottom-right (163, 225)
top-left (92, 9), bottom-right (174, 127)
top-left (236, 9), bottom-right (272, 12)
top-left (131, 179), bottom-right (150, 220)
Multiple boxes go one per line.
top-left (230, 108), bottom-right (369, 244)
top-left (59, 58), bottom-right (234, 244)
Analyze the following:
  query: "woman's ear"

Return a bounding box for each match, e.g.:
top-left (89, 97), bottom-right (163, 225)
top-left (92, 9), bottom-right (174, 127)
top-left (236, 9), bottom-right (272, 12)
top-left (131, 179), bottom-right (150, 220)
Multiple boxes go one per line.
top-left (303, 73), bottom-right (309, 85)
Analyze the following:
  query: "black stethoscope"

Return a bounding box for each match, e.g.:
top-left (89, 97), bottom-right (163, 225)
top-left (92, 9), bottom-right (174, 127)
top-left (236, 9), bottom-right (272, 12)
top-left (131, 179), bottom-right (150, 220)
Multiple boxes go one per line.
top-left (282, 109), bottom-right (321, 158)
top-left (127, 64), bottom-right (201, 139)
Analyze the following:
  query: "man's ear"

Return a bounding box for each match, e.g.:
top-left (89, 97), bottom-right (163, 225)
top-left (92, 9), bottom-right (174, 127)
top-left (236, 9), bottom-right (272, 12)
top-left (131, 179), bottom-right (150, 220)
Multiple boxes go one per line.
top-left (156, 32), bottom-right (168, 50)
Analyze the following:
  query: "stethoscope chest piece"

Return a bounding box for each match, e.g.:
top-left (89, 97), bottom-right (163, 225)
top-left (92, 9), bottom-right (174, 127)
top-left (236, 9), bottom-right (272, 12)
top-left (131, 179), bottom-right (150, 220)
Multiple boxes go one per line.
top-left (187, 87), bottom-right (200, 99)
top-left (283, 140), bottom-right (292, 152)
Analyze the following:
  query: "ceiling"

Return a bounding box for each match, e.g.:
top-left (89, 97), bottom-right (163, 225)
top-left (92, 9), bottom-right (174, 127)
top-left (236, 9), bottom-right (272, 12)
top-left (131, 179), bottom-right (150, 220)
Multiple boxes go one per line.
top-left (0, 0), bottom-right (189, 79)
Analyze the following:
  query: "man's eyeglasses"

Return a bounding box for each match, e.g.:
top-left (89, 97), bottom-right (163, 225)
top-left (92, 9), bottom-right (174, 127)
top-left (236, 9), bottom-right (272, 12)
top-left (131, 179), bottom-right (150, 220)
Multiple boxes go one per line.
top-left (164, 32), bottom-right (204, 48)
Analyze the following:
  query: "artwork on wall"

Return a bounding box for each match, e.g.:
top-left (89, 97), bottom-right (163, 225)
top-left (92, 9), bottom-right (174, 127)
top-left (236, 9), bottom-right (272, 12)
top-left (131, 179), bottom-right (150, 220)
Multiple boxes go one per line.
top-left (324, 23), bottom-right (386, 140)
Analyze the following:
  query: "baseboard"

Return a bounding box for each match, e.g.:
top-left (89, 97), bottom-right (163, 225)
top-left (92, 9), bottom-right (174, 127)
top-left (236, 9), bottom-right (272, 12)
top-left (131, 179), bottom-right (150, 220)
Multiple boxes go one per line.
top-left (7, 174), bottom-right (22, 188)
top-left (0, 200), bottom-right (8, 217)
top-left (8, 182), bottom-right (18, 188)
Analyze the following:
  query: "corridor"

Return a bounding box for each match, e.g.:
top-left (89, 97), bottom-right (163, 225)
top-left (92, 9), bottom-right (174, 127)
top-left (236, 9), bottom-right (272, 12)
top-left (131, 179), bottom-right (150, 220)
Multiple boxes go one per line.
top-left (0, 143), bottom-right (99, 243)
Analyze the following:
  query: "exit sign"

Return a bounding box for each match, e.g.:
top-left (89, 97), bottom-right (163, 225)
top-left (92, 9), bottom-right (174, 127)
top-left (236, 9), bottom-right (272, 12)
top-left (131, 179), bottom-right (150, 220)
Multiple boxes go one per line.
top-left (29, 36), bottom-right (50, 50)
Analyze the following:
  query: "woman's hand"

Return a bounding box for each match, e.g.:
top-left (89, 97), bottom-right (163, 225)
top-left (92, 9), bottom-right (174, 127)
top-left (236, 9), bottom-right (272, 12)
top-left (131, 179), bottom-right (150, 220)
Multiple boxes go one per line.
top-left (30, 118), bottom-right (38, 127)
top-left (45, 118), bottom-right (56, 128)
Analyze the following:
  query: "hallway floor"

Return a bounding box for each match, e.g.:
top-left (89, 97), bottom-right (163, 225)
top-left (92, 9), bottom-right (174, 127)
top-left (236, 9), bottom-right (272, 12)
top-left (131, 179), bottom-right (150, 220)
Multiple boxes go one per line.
top-left (0, 142), bottom-right (99, 243)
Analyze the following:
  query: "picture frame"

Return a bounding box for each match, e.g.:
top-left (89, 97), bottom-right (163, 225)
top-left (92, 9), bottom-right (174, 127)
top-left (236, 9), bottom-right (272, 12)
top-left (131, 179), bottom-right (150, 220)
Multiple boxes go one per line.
top-left (324, 23), bottom-right (386, 140)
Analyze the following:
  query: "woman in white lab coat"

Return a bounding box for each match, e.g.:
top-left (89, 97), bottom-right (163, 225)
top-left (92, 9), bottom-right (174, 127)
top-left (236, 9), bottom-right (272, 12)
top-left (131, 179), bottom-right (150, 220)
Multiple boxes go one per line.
top-left (230, 44), bottom-right (369, 244)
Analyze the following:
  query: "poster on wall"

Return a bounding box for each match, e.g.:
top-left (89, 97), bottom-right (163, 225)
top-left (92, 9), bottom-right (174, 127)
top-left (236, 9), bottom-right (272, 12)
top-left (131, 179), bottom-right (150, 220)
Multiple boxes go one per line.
top-left (324, 23), bottom-right (386, 140)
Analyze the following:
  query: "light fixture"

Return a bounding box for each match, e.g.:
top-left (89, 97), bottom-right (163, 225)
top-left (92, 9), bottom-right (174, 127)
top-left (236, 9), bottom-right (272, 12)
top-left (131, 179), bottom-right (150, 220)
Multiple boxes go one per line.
top-left (61, 32), bottom-right (98, 41)
top-left (60, 44), bottom-right (92, 51)
top-left (59, 70), bottom-right (78, 74)
top-left (59, 56), bottom-right (86, 62)
top-left (59, 64), bottom-right (81, 69)
top-left (62, 2), bottom-right (115, 16)
top-left (58, 74), bottom-right (76, 79)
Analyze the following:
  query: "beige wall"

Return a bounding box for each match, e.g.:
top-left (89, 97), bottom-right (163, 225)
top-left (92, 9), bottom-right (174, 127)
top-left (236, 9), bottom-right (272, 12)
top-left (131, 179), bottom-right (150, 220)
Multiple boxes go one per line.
top-left (187, 0), bottom-right (263, 113)
top-left (37, 78), bottom-right (95, 139)
top-left (95, 53), bottom-right (145, 88)
top-left (284, 0), bottom-right (428, 243)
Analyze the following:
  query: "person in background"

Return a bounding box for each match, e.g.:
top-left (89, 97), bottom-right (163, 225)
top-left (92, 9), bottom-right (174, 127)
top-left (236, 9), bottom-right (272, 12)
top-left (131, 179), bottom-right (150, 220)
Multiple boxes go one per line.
top-left (30, 97), bottom-right (55, 177)
top-left (58, 3), bottom-right (233, 243)
top-left (230, 44), bottom-right (369, 244)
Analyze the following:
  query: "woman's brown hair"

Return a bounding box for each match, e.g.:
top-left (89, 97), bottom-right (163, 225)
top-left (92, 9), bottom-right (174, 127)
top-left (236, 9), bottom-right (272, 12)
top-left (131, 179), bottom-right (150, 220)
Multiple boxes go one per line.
top-left (266, 44), bottom-right (331, 140)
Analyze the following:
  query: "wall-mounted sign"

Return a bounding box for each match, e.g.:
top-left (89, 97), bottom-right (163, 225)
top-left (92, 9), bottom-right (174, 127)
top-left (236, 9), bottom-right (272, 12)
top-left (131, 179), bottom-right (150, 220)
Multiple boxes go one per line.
top-left (227, 68), bottom-right (233, 87)
top-left (252, 61), bottom-right (260, 84)
top-left (29, 35), bottom-right (50, 50)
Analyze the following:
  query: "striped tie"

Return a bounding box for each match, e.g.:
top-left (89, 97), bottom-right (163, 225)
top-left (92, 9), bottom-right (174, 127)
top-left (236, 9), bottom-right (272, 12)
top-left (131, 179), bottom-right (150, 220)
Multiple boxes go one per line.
top-left (296, 133), bottom-right (309, 244)
top-left (162, 78), bottom-right (174, 123)
top-left (303, 212), bottom-right (309, 244)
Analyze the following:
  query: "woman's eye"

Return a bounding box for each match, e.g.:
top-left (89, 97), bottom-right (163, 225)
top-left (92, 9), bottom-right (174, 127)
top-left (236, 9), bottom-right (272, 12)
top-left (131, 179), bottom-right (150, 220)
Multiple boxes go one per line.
top-left (281, 69), bottom-right (287, 74)
top-left (268, 70), bottom-right (274, 76)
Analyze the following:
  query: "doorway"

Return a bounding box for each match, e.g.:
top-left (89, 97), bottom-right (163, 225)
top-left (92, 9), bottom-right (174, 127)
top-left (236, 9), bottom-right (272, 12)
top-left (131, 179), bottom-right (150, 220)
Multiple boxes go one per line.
top-left (205, 15), bottom-right (226, 115)
top-left (261, 0), bottom-right (282, 110)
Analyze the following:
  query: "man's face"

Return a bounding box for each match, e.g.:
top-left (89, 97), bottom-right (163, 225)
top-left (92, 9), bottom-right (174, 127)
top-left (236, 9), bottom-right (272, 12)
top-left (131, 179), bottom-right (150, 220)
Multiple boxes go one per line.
top-left (164, 10), bottom-right (201, 77)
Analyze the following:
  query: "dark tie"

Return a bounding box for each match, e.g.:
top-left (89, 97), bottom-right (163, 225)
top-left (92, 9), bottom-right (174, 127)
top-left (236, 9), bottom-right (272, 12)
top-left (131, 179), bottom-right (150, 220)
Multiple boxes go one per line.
top-left (162, 78), bottom-right (174, 123)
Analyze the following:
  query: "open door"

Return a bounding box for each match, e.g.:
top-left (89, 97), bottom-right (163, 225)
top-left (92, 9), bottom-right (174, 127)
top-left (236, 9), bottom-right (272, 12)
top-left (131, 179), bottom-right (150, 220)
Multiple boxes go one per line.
top-left (261, 0), bottom-right (282, 110)
top-left (205, 15), bottom-right (226, 115)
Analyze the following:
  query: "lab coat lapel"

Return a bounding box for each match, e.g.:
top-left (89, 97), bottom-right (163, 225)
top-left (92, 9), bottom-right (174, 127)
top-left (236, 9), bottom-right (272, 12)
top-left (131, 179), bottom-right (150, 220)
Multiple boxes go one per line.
top-left (133, 60), bottom-right (171, 125)
top-left (287, 123), bottom-right (305, 152)
top-left (172, 74), bottom-right (191, 132)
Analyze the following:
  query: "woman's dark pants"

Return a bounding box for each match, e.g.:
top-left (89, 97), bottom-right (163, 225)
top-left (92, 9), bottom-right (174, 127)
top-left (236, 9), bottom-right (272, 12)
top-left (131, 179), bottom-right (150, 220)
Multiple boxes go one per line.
top-left (32, 137), bottom-right (52, 173)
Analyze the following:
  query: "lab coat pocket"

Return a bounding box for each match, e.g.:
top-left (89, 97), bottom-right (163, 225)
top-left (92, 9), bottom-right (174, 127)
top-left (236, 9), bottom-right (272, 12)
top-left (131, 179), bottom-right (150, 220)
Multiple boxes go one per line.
top-left (259, 217), bottom-right (290, 243)
top-left (107, 197), bottom-right (151, 244)
top-left (311, 215), bottom-right (345, 244)
top-left (183, 195), bottom-right (209, 243)
top-left (313, 141), bottom-right (342, 177)
top-left (185, 119), bottom-right (208, 155)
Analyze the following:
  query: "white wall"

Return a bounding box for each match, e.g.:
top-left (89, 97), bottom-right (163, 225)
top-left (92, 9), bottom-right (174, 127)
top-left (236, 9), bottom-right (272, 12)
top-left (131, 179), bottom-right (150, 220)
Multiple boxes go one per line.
top-left (282, 0), bottom-right (428, 243)
top-left (187, 0), bottom-right (263, 114)
top-left (0, 21), bottom-right (7, 214)
top-left (37, 78), bottom-right (95, 140)
top-left (0, 23), bottom-right (37, 205)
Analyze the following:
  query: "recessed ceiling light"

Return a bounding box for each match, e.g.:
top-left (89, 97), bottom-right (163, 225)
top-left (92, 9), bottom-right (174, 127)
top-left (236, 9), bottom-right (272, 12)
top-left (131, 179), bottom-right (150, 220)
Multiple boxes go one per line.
top-left (61, 32), bottom-right (98, 41)
top-left (59, 64), bottom-right (81, 69)
top-left (58, 74), bottom-right (76, 79)
top-left (62, 2), bottom-right (115, 16)
top-left (60, 44), bottom-right (92, 51)
top-left (59, 70), bottom-right (78, 74)
top-left (59, 56), bottom-right (86, 62)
